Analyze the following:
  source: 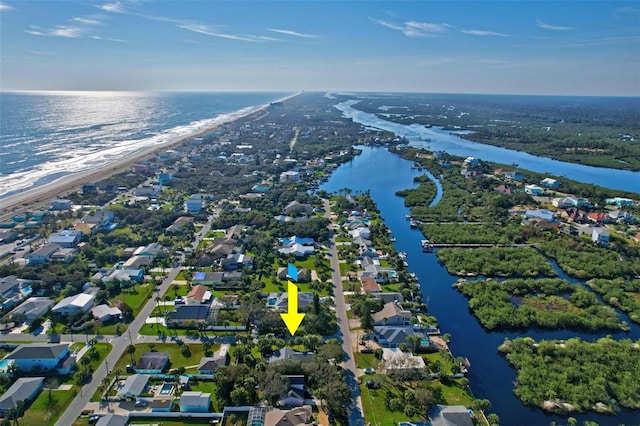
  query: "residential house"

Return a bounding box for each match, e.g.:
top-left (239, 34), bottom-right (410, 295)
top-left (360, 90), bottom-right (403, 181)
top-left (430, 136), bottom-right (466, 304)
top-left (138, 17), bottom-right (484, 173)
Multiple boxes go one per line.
top-left (135, 352), bottom-right (169, 374)
top-left (266, 292), bottom-right (314, 312)
top-left (82, 211), bottom-right (115, 230)
top-left (279, 170), bottom-right (301, 183)
top-left (587, 212), bottom-right (612, 225)
top-left (158, 173), bottom-right (172, 185)
top-left (561, 207), bottom-right (588, 224)
top-left (95, 414), bottom-right (129, 426)
top-left (123, 255), bottom-right (153, 269)
top-left (361, 277), bottom-right (382, 293)
top-left (504, 171), bottom-right (523, 181)
top-left (179, 391), bottom-right (211, 413)
top-left (349, 227), bottom-right (371, 240)
top-left (360, 264), bottom-right (398, 284)
top-left (278, 243), bottom-right (315, 257)
top-left (552, 197), bottom-right (574, 209)
top-left (522, 209), bottom-right (556, 222)
top-left (374, 292), bottom-right (405, 304)
top-left (48, 230), bottom-right (81, 248)
top-left (592, 228), bottom-right (610, 247)
top-left (0, 276), bottom-right (20, 301)
top-left (134, 243), bottom-right (167, 257)
top-left (268, 347), bottom-right (315, 364)
top-left (166, 305), bottom-right (211, 326)
top-left (373, 325), bottom-right (415, 348)
top-left (7, 344), bottom-right (73, 374)
top-left (25, 243), bottom-right (61, 265)
top-left (221, 253), bottom-right (253, 271)
top-left (278, 387), bottom-right (305, 408)
top-left (609, 210), bottom-right (634, 224)
top-left (277, 267), bottom-right (311, 283)
top-left (192, 272), bottom-right (225, 287)
top-left (606, 197), bottom-right (635, 207)
top-left (117, 374), bottom-right (150, 400)
top-left (91, 304), bottom-right (122, 322)
top-left (264, 406), bottom-right (313, 426)
top-left (197, 344), bottom-right (229, 375)
top-left (52, 293), bottom-right (94, 316)
top-left (0, 377), bottom-right (44, 415)
top-left (186, 285), bottom-right (212, 305)
top-left (494, 184), bottom-right (513, 194)
top-left (6, 297), bottom-right (54, 324)
top-left (283, 201), bottom-right (314, 215)
top-left (382, 348), bottom-right (426, 374)
top-left (93, 268), bottom-right (144, 286)
top-left (166, 216), bottom-right (193, 233)
top-left (50, 199), bottom-right (72, 210)
top-left (372, 302), bottom-right (412, 326)
top-left (524, 184), bottom-right (544, 195)
top-left (185, 194), bottom-right (205, 213)
top-left (50, 247), bottom-right (78, 263)
top-left (429, 405), bottom-right (474, 426)
top-left (540, 177), bottom-right (560, 189)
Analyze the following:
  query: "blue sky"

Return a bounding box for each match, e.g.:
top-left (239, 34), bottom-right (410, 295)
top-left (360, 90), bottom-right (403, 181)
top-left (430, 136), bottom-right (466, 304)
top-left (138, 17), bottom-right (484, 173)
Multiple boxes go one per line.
top-left (1, 1), bottom-right (638, 95)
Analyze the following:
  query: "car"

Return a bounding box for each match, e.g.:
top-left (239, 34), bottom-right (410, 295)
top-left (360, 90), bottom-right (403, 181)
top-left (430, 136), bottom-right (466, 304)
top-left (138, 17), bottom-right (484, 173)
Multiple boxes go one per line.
top-left (88, 414), bottom-right (102, 424)
top-left (364, 368), bottom-right (375, 374)
top-left (365, 380), bottom-right (380, 389)
top-left (134, 400), bottom-right (147, 407)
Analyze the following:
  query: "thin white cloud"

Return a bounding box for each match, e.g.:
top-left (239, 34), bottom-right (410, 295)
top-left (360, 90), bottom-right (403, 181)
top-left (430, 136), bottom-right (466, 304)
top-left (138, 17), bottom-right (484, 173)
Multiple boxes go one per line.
top-left (267, 28), bottom-right (318, 38)
top-left (26, 25), bottom-right (83, 38)
top-left (92, 35), bottom-right (127, 43)
top-left (536, 19), bottom-right (574, 31)
top-left (72, 17), bottom-right (102, 25)
top-left (458, 29), bottom-right (508, 37)
top-left (478, 58), bottom-right (509, 64)
top-left (0, 2), bottom-right (13, 11)
top-left (99, 2), bottom-right (124, 13)
top-left (370, 17), bottom-right (448, 38)
top-left (179, 24), bottom-right (277, 42)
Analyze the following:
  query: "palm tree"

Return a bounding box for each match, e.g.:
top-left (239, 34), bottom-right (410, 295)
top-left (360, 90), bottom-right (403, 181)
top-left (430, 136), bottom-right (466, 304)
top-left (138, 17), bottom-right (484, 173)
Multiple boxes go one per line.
top-left (126, 344), bottom-right (136, 365)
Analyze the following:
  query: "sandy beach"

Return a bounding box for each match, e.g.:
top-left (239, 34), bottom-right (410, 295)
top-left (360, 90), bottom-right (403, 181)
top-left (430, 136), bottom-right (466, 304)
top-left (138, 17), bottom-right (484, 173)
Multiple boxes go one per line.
top-left (0, 92), bottom-right (300, 221)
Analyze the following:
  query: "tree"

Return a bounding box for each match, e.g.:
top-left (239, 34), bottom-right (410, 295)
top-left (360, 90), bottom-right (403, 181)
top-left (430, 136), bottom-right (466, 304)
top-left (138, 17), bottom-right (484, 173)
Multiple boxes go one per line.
top-left (127, 344), bottom-right (136, 365)
top-left (487, 413), bottom-right (500, 425)
top-left (360, 308), bottom-right (373, 332)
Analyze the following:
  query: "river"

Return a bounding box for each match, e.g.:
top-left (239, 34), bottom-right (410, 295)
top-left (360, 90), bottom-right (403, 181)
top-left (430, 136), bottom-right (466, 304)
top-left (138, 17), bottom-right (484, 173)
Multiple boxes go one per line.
top-left (336, 100), bottom-right (640, 194)
top-left (319, 146), bottom-right (640, 426)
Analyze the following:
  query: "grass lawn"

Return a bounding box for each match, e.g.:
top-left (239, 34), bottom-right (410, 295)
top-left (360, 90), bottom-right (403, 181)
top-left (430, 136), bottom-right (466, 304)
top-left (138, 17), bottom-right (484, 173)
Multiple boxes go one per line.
top-left (21, 388), bottom-right (77, 426)
top-left (175, 270), bottom-right (188, 281)
top-left (113, 342), bottom-right (206, 374)
top-left (189, 380), bottom-right (221, 411)
top-left (360, 378), bottom-right (414, 425)
top-left (354, 352), bottom-right (381, 370)
top-left (436, 379), bottom-right (475, 406)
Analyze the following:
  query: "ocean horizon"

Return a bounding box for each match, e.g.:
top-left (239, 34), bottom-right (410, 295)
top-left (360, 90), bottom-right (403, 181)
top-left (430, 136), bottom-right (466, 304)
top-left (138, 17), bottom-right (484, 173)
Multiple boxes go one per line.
top-left (0, 91), bottom-right (291, 199)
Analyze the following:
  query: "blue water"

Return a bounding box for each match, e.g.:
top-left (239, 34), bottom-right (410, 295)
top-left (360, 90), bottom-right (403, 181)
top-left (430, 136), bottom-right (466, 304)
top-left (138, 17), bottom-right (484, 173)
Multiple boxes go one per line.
top-left (320, 146), bottom-right (640, 426)
top-left (0, 91), bottom-right (291, 198)
top-left (336, 100), bottom-right (640, 194)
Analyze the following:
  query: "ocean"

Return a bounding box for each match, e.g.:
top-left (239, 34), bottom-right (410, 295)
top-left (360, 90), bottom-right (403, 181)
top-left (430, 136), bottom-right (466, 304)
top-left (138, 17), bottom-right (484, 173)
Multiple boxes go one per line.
top-left (0, 91), bottom-right (290, 199)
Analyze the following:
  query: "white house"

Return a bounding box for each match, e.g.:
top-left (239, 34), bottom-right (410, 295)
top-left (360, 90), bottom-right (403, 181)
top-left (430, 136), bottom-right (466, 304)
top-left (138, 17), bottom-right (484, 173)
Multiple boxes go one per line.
top-left (52, 293), bottom-right (94, 315)
top-left (524, 184), bottom-right (544, 195)
top-left (117, 374), bottom-right (150, 400)
top-left (540, 178), bottom-right (560, 188)
top-left (592, 228), bottom-right (610, 247)
top-left (179, 391), bottom-right (211, 413)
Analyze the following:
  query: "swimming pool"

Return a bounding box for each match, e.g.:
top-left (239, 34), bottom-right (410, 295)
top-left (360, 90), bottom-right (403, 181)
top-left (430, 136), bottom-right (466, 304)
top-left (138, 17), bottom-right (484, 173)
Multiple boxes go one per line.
top-left (159, 383), bottom-right (173, 396)
top-left (0, 358), bottom-right (14, 372)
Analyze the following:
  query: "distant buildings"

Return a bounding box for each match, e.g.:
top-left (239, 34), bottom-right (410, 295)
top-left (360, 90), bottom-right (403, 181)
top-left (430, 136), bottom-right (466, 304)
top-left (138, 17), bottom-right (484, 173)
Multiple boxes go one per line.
top-left (185, 194), bottom-right (205, 213)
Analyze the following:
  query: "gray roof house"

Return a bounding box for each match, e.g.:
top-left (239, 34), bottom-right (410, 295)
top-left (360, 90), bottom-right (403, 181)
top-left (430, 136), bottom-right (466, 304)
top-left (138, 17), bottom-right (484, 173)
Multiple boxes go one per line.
top-left (197, 344), bottom-right (229, 375)
top-left (166, 305), bottom-right (211, 326)
top-left (266, 292), bottom-right (314, 312)
top-left (268, 347), bottom-right (315, 364)
top-left (96, 414), bottom-right (129, 426)
top-left (8, 344), bottom-right (72, 374)
top-left (117, 374), bottom-right (150, 399)
top-left (373, 325), bottom-right (415, 348)
top-left (135, 352), bottom-right (169, 374)
top-left (0, 377), bottom-right (44, 414)
top-left (0, 276), bottom-right (20, 299)
top-left (6, 297), bottom-right (54, 323)
top-left (429, 405), bottom-right (474, 426)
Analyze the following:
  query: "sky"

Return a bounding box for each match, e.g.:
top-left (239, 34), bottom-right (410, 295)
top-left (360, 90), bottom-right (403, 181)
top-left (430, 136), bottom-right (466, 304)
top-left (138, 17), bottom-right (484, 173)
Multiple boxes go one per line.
top-left (0, 1), bottom-right (639, 96)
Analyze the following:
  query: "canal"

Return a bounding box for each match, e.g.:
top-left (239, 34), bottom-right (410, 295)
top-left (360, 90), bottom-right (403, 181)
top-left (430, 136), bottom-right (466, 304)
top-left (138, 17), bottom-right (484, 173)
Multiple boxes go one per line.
top-left (320, 145), bottom-right (640, 426)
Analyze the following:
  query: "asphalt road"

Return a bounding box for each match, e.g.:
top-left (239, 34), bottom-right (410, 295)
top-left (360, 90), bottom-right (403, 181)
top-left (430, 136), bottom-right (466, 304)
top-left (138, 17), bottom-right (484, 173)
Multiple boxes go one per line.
top-left (324, 199), bottom-right (365, 426)
top-left (53, 265), bottom-right (181, 426)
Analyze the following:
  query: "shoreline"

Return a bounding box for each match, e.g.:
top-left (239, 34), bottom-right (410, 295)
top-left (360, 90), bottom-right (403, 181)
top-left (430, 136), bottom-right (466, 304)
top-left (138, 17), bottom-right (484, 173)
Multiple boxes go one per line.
top-left (0, 91), bottom-right (301, 220)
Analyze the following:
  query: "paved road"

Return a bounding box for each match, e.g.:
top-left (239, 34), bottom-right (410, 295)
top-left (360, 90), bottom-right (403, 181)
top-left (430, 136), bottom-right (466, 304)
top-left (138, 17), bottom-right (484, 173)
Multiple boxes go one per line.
top-left (324, 199), bottom-right (365, 426)
top-left (53, 266), bottom-right (181, 426)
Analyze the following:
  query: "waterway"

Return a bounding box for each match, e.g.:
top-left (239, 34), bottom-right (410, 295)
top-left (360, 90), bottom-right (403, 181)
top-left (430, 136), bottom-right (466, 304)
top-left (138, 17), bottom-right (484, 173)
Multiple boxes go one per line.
top-left (336, 100), bottom-right (640, 194)
top-left (319, 146), bottom-right (640, 426)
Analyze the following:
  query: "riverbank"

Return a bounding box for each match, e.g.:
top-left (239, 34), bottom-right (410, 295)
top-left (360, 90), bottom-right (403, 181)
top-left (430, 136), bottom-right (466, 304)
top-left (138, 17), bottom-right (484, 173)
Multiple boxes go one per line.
top-left (0, 92), bottom-right (300, 221)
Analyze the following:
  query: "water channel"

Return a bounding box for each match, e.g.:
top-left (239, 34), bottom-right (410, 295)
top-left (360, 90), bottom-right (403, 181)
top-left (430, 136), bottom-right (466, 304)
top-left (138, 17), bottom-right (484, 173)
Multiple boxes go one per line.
top-left (319, 144), bottom-right (640, 425)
